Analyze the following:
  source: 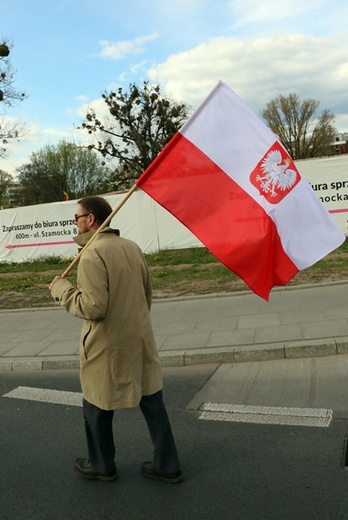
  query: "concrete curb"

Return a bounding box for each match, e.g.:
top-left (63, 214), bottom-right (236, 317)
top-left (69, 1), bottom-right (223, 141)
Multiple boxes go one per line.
top-left (1, 281), bottom-right (347, 372)
top-left (1, 336), bottom-right (348, 372)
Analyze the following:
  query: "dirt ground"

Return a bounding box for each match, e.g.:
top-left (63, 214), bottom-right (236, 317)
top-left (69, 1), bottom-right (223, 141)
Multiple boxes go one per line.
top-left (150, 267), bottom-right (348, 299)
top-left (1, 259), bottom-right (347, 309)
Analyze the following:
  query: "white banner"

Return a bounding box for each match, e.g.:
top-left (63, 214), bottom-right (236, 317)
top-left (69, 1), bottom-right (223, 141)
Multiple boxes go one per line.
top-left (0, 155), bottom-right (346, 263)
top-left (0, 191), bottom-right (202, 263)
top-left (296, 155), bottom-right (348, 236)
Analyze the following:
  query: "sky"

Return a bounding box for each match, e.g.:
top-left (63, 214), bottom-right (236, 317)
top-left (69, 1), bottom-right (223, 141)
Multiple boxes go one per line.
top-left (1, 0), bottom-right (348, 176)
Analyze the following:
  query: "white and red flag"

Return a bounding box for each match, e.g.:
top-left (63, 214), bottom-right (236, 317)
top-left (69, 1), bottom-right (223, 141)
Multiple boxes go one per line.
top-left (136, 81), bottom-right (345, 300)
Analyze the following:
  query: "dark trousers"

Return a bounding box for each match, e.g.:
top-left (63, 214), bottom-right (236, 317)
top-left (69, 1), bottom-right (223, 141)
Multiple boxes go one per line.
top-left (83, 390), bottom-right (180, 475)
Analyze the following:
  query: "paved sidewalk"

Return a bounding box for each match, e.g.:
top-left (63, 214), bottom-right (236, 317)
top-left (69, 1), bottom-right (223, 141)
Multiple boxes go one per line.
top-left (0, 281), bottom-right (347, 372)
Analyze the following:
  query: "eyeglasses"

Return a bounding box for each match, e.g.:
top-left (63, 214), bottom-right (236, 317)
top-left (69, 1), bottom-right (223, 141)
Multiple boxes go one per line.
top-left (74, 213), bottom-right (89, 222)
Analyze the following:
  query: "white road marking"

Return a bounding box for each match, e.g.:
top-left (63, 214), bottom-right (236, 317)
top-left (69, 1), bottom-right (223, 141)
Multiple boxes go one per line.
top-left (199, 403), bottom-right (333, 427)
top-left (3, 386), bottom-right (83, 407)
top-left (2, 388), bottom-right (334, 427)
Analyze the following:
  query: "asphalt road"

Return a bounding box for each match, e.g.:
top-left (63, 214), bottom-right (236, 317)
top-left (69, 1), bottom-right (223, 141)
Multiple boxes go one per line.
top-left (2, 362), bottom-right (348, 520)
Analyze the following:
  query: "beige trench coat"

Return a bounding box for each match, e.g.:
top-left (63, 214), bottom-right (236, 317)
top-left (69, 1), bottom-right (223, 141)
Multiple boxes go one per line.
top-left (51, 227), bottom-right (163, 410)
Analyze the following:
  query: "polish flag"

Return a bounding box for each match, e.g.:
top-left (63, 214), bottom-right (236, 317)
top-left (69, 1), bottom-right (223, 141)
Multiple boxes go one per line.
top-left (136, 81), bottom-right (345, 300)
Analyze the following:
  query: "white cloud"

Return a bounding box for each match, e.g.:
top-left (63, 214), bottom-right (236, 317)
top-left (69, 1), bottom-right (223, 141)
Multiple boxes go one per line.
top-left (99, 33), bottom-right (159, 61)
top-left (3, 95), bottom-right (110, 176)
top-left (148, 34), bottom-right (348, 130)
top-left (1, 116), bottom-right (83, 176)
top-left (118, 72), bottom-right (127, 82)
top-left (75, 94), bottom-right (89, 102)
top-left (229, 0), bottom-right (324, 26)
top-left (129, 60), bottom-right (148, 75)
top-left (75, 97), bottom-right (109, 119)
top-left (227, 0), bottom-right (348, 37)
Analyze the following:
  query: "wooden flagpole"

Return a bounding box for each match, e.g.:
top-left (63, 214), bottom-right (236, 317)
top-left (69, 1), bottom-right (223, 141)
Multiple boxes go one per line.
top-left (61, 183), bottom-right (138, 278)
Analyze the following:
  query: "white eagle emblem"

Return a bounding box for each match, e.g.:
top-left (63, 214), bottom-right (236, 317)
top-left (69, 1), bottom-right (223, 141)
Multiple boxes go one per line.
top-left (256, 150), bottom-right (298, 197)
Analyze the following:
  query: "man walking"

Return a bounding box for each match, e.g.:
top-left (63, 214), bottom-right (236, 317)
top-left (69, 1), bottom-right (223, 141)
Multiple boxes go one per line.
top-left (49, 195), bottom-right (182, 483)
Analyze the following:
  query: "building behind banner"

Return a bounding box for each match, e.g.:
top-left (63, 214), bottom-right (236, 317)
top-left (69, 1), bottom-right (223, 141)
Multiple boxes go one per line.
top-left (0, 155), bottom-right (347, 263)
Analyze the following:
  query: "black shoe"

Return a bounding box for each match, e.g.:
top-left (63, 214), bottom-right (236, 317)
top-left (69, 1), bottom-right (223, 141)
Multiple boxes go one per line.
top-left (74, 458), bottom-right (117, 481)
top-left (141, 461), bottom-right (183, 483)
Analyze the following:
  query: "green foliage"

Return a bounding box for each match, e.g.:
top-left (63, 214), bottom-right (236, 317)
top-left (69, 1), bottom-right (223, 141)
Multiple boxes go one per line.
top-left (341, 239), bottom-right (348, 253)
top-left (80, 81), bottom-right (191, 190)
top-left (145, 247), bottom-right (217, 266)
top-left (0, 255), bottom-right (74, 273)
top-left (151, 263), bottom-right (235, 284)
top-left (15, 140), bottom-right (112, 205)
top-left (309, 239), bottom-right (348, 272)
top-left (0, 274), bottom-right (47, 291)
top-left (0, 169), bottom-right (13, 207)
top-left (0, 239), bottom-right (346, 310)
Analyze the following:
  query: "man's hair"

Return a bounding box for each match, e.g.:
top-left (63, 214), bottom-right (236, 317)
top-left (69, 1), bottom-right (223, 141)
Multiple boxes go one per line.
top-left (78, 196), bottom-right (112, 225)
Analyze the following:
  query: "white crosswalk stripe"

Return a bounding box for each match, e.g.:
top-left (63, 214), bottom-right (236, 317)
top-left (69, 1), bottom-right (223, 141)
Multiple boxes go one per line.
top-left (3, 388), bottom-right (334, 427)
top-left (3, 386), bottom-right (83, 407)
top-left (199, 402), bottom-right (333, 427)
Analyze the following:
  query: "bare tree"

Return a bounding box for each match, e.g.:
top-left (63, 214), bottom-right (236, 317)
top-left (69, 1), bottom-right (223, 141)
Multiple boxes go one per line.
top-left (0, 40), bottom-right (27, 159)
top-left (261, 93), bottom-right (336, 159)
